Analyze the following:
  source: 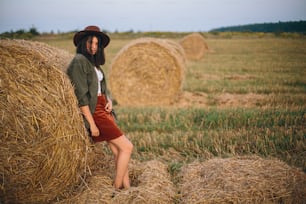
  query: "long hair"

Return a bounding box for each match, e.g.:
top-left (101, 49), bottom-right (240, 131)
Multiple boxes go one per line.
top-left (76, 35), bottom-right (106, 66)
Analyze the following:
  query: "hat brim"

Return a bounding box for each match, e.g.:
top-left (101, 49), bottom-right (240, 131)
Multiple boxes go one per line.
top-left (73, 30), bottom-right (110, 47)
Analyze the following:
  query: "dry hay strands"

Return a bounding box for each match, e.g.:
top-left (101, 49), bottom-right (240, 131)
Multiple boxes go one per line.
top-left (179, 32), bottom-right (209, 61)
top-left (178, 156), bottom-right (306, 204)
top-left (54, 175), bottom-right (114, 204)
top-left (53, 154), bottom-right (116, 204)
top-left (0, 39), bottom-right (94, 204)
top-left (109, 38), bottom-right (185, 106)
top-left (112, 160), bottom-right (176, 203)
top-left (54, 159), bottom-right (176, 204)
top-left (4, 39), bottom-right (74, 72)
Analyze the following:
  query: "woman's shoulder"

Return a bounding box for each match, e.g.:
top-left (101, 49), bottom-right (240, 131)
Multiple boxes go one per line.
top-left (70, 54), bottom-right (92, 67)
top-left (67, 54), bottom-right (92, 73)
top-left (73, 53), bottom-right (87, 62)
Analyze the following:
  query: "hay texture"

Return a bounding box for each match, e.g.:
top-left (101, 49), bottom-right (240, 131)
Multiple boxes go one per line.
top-left (55, 159), bottom-right (176, 204)
top-left (53, 145), bottom-right (114, 204)
top-left (0, 39), bottom-right (93, 203)
top-left (4, 39), bottom-right (73, 72)
top-left (179, 33), bottom-right (208, 60)
top-left (109, 38), bottom-right (185, 106)
top-left (55, 175), bottom-right (114, 204)
top-left (179, 156), bottom-right (306, 204)
top-left (113, 160), bottom-right (176, 203)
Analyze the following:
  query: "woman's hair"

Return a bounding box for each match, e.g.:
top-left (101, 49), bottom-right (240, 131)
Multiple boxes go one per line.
top-left (76, 35), bottom-right (106, 66)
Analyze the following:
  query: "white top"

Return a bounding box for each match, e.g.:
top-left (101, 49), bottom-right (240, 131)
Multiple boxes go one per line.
top-left (94, 67), bottom-right (104, 95)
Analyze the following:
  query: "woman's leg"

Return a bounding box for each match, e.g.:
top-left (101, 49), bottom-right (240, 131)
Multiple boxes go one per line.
top-left (108, 142), bottom-right (130, 189)
top-left (108, 135), bottom-right (133, 189)
top-left (108, 142), bottom-right (118, 162)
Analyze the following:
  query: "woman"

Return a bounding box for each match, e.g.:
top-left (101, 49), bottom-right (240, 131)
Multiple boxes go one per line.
top-left (67, 25), bottom-right (133, 190)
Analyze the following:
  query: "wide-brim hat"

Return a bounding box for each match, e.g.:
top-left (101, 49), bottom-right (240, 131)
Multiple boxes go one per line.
top-left (73, 25), bottom-right (110, 47)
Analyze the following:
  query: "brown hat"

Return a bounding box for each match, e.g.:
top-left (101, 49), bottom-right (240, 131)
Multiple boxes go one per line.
top-left (73, 25), bottom-right (110, 47)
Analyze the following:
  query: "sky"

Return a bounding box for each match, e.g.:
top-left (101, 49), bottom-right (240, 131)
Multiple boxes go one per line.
top-left (0, 0), bottom-right (306, 33)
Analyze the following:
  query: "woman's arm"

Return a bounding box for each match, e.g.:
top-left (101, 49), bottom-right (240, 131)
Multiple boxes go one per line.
top-left (80, 105), bottom-right (99, 136)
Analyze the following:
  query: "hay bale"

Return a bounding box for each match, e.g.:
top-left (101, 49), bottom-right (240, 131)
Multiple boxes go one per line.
top-left (113, 160), bottom-right (176, 203)
top-left (54, 159), bottom-right (176, 204)
top-left (179, 32), bottom-right (208, 60)
top-left (6, 39), bottom-right (74, 72)
top-left (55, 175), bottom-right (114, 204)
top-left (109, 38), bottom-right (185, 106)
top-left (165, 39), bottom-right (187, 64)
top-left (52, 148), bottom-right (114, 204)
top-left (179, 156), bottom-right (306, 204)
top-left (0, 39), bottom-right (93, 203)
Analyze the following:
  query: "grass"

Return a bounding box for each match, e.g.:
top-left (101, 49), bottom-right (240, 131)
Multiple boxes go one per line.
top-left (113, 107), bottom-right (305, 169)
top-left (184, 39), bottom-right (306, 95)
top-left (34, 33), bottom-right (306, 172)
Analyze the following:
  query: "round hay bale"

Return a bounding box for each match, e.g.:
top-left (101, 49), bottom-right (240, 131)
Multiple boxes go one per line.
top-left (0, 39), bottom-right (94, 203)
top-left (165, 39), bottom-right (187, 64)
top-left (109, 38), bottom-right (185, 106)
top-left (179, 156), bottom-right (306, 204)
top-left (179, 32), bottom-right (208, 60)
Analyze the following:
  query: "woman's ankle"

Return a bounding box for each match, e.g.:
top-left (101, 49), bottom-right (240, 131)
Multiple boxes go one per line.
top-left (113, 181), bottom-right (123, 190)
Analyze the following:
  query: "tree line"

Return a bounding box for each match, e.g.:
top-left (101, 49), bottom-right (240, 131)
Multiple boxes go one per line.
top-left (1, 20), bottom-right (305, 39)
top-left (210, 20), bottom-right (306, 33)
top-left (0, 26), bottom-right (40, 39)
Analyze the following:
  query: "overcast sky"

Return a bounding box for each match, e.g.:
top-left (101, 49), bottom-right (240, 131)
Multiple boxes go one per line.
top-left (0, 0), bottom-right (305, 33)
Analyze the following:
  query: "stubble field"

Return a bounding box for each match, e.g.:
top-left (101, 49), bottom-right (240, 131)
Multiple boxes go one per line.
top-left (36, 32), bottom-right (305, 203)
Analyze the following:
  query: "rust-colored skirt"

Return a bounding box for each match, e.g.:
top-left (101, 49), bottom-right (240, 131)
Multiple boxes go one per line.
top-left (91, 95), bottom-right (123, 143)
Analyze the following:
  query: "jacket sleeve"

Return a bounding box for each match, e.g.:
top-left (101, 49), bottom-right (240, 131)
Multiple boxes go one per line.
top-left (67, 56), bottom-right (90, 107)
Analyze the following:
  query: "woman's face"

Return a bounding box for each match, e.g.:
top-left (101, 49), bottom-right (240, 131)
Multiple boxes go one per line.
top-left (86, 36), bottom-right (98, 55)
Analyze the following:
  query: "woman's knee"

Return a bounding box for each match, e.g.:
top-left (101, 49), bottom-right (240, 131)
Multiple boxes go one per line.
top-left (111, 135), bottom-right (133, 154)
top-left (108, 142), bottom-right (118, 153)
top-left (126, 140), bottom-right (133, 153)
top-left (122, 138), bottom-right (133, 154)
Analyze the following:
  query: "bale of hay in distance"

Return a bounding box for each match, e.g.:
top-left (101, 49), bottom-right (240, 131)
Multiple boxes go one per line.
top-left (109, 38), bottom-right (185, 106)
top-left (179, 156), bottom-right (306, 204)
top-left (0, 39), bottom-right (94, 203)
top-left (179, 32), bottom-right (208, 60)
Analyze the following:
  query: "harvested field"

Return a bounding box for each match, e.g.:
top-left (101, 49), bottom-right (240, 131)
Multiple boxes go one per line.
top-left (1, 34), bottom-right (305, 204)
top-left (175, 92), bottom-right (270, 108)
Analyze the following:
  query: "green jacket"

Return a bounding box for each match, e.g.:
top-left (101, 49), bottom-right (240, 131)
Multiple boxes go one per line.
top-left (67, 54), bottom-right (109, 129)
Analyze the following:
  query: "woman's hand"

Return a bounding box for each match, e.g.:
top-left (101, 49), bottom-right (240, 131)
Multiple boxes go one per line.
top-left (105, 100), bottom-right (112, 113)
top-left (80, 105), bottom-right (99, 137)
top-left (90, 123), bottom-right (100, 137)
